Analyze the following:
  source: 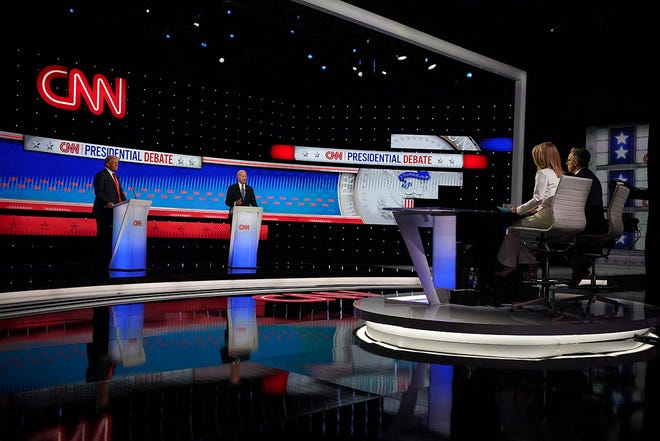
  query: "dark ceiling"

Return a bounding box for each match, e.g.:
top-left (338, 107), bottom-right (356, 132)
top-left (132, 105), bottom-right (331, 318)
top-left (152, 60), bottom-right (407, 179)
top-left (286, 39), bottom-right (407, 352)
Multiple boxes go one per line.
top-left (4, 0), bottom-right (653, 132)
top-left (344, 0), bottom-right (652, 126)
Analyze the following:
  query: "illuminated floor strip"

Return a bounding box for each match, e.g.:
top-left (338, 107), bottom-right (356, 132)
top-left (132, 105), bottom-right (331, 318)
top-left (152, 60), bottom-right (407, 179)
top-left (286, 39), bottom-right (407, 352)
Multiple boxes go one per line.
top-left (0, 276), bottom-right (421, 318)
top-left (355, 324), bottom-right (657, 361)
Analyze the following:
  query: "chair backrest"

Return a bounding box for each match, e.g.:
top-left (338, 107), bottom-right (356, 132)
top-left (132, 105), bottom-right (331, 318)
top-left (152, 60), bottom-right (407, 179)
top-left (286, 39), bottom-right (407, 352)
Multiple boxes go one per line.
top-left (605, 182), bottom-right (630, 239)
top-left (548, 175), bottom-right (593, 236)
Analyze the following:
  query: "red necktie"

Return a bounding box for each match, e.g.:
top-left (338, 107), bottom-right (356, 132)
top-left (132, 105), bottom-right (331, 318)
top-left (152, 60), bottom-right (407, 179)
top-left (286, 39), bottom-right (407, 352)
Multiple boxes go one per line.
top-left (112, 173), bottom-right (122, 202)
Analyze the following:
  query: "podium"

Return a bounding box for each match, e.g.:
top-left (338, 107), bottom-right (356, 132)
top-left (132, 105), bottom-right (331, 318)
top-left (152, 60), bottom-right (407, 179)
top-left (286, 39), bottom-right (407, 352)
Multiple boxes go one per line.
top-left (228, 206), bottom-right (263, 274)
top-left (110, 199), bottom-right (152, 278)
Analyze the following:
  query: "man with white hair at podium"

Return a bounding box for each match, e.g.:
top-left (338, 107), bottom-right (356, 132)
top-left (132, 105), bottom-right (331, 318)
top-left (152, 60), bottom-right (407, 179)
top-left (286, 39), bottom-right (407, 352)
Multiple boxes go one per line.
top-left (225, 169), bottom-right (258, 225)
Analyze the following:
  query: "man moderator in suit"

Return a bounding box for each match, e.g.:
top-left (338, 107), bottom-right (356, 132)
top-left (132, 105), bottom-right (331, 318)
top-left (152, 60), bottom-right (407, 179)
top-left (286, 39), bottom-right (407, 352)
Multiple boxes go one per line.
top-left (92, 155), bottom-right (126, 273)
top-left (225, 169), bottom-right (258, 225)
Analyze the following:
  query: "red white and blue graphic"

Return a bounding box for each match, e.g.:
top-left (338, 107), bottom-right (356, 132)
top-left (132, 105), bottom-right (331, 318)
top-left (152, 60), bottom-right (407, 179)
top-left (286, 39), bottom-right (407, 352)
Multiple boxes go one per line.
top-left (608, 170), bottom-right (635, 207)
top-left (609, 127), bottom-right (635, 165)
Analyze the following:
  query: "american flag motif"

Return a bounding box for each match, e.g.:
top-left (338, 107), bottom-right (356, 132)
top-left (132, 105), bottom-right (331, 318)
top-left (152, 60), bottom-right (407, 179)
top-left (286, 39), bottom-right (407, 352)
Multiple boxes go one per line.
top-left (609, 127), bottom-right (635, 165)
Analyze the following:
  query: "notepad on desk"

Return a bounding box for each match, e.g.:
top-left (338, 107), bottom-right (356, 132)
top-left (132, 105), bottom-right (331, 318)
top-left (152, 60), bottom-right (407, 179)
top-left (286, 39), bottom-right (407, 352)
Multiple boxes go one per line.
top-left (496, 206), bottom-right (513, 214)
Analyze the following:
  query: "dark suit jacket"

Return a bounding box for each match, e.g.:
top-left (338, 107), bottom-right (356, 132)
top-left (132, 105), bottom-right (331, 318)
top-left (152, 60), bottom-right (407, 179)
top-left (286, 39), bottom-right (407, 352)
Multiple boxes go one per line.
top-left (571, 167), bottom-right (607, 233)
top-left (225, 183), bottom-right (258, 208)
top-left (92, 169), bottom-right (126, 219)
top-left (225, 182), bottom-right (258, 224)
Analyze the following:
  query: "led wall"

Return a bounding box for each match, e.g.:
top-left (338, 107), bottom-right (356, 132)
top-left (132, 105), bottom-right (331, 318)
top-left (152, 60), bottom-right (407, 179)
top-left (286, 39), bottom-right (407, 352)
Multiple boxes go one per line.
top-left (0, 1), bottom-right (518, 279)
top-left (586, 123), bottom-right (649, 252)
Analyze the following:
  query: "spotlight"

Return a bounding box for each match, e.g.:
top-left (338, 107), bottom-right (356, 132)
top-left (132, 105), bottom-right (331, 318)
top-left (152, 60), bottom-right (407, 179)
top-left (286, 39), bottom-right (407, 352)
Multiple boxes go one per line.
top-left (428, 64), bottom-right (437, 70)
top-left (396, 55), bottom-right (407, 61)
top-left (466, 72), bottom-right (473, 78)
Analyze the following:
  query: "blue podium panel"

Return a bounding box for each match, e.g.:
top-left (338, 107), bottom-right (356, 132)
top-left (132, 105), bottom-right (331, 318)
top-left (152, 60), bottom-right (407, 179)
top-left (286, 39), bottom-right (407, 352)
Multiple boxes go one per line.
top-left (228, 206), bottom-right (263, 272)
top-left (110, 199), bottom-right (152, 277)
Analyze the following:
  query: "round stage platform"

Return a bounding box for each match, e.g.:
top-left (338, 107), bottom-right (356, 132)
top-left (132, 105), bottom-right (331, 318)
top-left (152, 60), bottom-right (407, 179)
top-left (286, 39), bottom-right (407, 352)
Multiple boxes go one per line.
top-left (353, 292), bottom-right (660, 365)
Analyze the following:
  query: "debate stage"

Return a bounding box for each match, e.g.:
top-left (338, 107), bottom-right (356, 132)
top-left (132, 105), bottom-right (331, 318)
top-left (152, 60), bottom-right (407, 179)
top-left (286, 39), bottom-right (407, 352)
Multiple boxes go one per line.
top-left (1, 264), bottom-right (659, 440)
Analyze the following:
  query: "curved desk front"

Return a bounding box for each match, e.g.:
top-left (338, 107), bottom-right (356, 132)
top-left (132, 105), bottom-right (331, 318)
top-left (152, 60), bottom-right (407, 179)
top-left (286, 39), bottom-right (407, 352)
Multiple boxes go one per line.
top-left (385, 207), bottom-right (509, 305)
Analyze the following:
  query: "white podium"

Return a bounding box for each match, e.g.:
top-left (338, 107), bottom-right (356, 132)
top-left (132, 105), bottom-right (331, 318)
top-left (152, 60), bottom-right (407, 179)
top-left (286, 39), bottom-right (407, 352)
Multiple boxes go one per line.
top-left (228, 206), bottom-right (263, 274)
top-left (110, 199), bottom-right (152, 277)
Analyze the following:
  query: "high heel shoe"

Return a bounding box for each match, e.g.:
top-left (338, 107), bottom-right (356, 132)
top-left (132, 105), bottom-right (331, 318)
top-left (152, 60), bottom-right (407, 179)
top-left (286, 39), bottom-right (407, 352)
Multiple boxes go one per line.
top-left (494, 265), bottom-right (516, 277)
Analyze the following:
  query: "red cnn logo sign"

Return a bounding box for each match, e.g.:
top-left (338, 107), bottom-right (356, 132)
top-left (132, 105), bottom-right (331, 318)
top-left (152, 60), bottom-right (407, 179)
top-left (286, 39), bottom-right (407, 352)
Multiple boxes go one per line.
top-left (36, 65), bottom-right (126, 118)
top-left (238, 224), bottom-right (250, 230)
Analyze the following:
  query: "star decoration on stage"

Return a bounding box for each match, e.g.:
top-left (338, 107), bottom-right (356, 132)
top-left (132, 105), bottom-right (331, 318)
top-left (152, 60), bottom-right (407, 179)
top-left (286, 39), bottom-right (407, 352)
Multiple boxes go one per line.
top-left (615, 145), bottom-right (629, 159)
top-left (613, 173), bottom-right (629, 183)
top-left (615, 131), bottom-right (629, 145)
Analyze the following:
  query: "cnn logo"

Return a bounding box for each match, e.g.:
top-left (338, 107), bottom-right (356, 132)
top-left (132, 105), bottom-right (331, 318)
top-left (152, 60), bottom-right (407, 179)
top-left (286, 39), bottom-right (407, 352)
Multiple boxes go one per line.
top-left (36, 65), bottom-right (126, 118)
top-left (239, 224), bottom-right (250, 230)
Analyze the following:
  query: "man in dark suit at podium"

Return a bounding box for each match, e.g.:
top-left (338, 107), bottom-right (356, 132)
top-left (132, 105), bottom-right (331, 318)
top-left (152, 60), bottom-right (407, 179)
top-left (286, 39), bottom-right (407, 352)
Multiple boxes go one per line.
top-left (92, 155), bottom-right (126, 273)
top-left (225, 169), bottom-right (258, 225)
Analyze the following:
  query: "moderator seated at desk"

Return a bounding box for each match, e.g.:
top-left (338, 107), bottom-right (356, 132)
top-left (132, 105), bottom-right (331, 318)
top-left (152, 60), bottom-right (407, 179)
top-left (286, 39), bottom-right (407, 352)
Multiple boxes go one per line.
top-left (385, 207), bottom-right (512, 305)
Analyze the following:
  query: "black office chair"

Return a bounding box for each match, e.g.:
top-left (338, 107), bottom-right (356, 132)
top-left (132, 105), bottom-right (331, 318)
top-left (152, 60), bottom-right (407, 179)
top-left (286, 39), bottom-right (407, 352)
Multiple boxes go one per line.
top-left (564, 181), bottom-right (630, 313)
top-left (506, 175), bottom-right (592, 313)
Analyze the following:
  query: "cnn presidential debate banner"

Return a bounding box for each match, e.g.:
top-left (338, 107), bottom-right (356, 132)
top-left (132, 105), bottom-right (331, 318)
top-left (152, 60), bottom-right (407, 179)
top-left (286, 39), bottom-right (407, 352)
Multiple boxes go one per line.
top-left (0, 132), bottom-right (491, 237)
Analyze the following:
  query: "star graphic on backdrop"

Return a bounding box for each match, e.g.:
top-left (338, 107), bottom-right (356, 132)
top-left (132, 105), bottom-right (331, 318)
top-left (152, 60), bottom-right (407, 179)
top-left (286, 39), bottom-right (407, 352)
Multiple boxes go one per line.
top-left (616, 236), bottom-right (626, 246)
top-left (614, 173), bottom-right (629, 183)
top-left (615, 145), bottom-right (628, 159)
top-left (615, 131), bottom-right (629, 145)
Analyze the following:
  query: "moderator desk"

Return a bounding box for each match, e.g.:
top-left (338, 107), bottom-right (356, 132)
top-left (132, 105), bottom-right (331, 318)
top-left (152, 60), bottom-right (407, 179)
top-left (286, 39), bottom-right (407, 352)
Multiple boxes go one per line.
top-left (385, 207), bottom-right (511, 305)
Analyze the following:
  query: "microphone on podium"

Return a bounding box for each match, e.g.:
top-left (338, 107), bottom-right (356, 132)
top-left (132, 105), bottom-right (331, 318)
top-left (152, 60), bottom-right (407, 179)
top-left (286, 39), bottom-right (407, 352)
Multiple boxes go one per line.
top-left (128, 186), bottom-right (138, 200)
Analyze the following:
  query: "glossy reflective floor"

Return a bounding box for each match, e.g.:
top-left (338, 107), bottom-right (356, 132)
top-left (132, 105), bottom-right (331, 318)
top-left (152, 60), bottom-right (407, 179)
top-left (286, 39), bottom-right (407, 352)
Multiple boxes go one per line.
top-left (1, 263), bottom-right (659, 441)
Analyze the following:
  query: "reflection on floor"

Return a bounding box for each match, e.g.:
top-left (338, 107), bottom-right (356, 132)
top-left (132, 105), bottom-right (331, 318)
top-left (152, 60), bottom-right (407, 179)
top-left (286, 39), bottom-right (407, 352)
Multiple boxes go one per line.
top-left (1, 265), bottom-right (659, 441)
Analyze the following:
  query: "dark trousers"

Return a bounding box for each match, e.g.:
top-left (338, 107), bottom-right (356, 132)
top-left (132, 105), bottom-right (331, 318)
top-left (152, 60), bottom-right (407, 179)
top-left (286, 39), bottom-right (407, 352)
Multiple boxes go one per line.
top-left (95, 214), bottom-right (113, 274)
